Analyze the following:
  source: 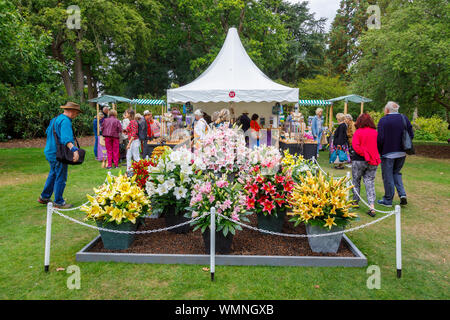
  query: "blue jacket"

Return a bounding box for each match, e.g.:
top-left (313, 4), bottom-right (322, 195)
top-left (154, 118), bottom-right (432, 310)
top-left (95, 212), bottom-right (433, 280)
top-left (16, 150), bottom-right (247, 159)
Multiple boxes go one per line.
top-left (311, 115), bottom-right (323, 138)
top-left (377, 113), bottom-right (414, 156)
top-left (44, 114), bottom-right (75, 161)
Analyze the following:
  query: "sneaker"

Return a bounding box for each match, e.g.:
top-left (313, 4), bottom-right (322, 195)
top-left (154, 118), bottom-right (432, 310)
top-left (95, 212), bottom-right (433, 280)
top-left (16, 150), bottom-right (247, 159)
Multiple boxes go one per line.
top-left (367, 209), bottom-right (376, 217)
top-left (377, 199), bottom-right (392, 207)
top-left (400, 196), bottom-right (407, 206)
top-left (106, 166), bottom-right (112, 170)
top-left (53, 202), bottom-right (73, 209)
top-left (37, 196), bottom-right (51, 205)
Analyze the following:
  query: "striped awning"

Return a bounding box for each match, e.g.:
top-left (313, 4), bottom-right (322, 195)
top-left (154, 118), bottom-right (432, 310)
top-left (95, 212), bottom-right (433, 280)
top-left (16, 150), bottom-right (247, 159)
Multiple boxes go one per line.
top-left (131, 99), bottom-right (166, 105)
top-left (298, 99), bottom-right (332, 106)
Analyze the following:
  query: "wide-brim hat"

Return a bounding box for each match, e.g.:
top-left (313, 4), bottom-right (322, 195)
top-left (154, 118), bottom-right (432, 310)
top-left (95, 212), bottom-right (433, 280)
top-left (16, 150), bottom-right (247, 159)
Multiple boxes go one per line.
top-left (242, 110), bottom-right (249, 114)
top-left (60, 101), bottom-right (82, 113)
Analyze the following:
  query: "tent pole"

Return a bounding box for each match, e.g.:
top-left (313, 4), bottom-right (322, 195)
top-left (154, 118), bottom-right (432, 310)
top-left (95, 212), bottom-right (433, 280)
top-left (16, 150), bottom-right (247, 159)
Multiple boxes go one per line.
top-left (329, 104), bottom-right (333, 128)
top-left (361, 102), bottom-right (364, 115)
top-left (344, 100), bottom-right (348, 114)
top-left (96, 103), bottom-right (100, 136)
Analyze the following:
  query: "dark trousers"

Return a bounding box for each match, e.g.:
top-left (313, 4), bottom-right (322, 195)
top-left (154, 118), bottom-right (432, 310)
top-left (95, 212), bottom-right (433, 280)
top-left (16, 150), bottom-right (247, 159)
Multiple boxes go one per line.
top-left (381, 156), bottom-right (407, 204)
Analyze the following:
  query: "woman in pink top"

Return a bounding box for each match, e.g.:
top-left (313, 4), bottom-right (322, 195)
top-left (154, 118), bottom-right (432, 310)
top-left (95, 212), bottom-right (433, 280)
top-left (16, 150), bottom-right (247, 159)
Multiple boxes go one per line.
top-left (101, 109), bottom-right (122, 169)
top-left (350, 113), bottom-right (381, 217)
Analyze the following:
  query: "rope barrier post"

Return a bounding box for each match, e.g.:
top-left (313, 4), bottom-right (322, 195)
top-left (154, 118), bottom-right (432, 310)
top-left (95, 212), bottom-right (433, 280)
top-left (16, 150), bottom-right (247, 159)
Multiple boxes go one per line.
top-left (395, 205), bottom-right (402, 278)
top-left (210, 207), bottom-right (216, 282)
top-left (44, 202), bottom-right (53, 272)
top-left (346, 171), bottom-right (351, 201)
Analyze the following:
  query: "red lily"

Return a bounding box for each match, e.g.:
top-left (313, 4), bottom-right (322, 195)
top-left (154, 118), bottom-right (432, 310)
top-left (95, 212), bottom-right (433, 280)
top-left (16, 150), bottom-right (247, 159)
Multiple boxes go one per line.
top-left (246, 196), bottom-right (256, 209)
top-left (262, 199), bottom-right (275, 214)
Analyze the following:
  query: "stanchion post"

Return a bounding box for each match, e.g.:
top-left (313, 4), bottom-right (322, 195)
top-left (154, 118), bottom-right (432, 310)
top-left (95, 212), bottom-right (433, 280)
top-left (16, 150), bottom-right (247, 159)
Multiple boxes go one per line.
top-left (395, 205), bottom-right (402, 278)
top-left (346, 171), bottom-right (351, 200)
top-left (44, 202), bottom-right (53, 272)
top-left (210, 207), bottom-right (216, 282)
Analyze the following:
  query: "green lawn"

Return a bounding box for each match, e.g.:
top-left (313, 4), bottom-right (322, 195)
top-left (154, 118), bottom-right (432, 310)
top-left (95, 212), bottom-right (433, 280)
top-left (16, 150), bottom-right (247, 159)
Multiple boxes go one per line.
top-left (0, 146), bottom-right (449, 299)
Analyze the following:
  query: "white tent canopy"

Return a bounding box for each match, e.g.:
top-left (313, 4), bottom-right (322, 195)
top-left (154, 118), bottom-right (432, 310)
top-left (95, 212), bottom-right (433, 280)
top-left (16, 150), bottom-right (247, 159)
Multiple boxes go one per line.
top-left (167, 28), bottom-right (298, 104)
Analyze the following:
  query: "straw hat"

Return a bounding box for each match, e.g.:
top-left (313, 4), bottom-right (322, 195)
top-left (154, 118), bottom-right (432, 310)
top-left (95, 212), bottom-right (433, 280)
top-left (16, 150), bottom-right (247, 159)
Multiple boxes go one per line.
top-left (60, 101), bottom-right (82, 113)
top-left (242, 110), bottom-right (249, 114)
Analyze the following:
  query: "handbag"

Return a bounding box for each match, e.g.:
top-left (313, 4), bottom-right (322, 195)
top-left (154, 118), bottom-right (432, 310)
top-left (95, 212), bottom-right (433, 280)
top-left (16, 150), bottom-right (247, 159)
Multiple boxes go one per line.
top-left (338, 149), bottom-right (348, 162)
top-left (329, 150), bottom-right (337, 163)
top-left (53, 120), bottom-right (86, 165)
top-left (401, 115), bottom-right (415, 155)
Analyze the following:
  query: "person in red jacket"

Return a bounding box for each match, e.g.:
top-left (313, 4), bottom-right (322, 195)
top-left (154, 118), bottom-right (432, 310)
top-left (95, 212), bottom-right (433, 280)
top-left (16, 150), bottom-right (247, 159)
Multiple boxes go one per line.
top-left (101, 109), bottom-right (122, 169)
top-left (350, 113), bottom-right (381, 217)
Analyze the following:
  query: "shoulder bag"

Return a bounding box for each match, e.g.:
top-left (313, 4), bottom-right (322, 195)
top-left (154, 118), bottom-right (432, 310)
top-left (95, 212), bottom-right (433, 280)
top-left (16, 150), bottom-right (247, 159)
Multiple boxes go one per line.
top-left (53, 120), bottom-right (86, 165)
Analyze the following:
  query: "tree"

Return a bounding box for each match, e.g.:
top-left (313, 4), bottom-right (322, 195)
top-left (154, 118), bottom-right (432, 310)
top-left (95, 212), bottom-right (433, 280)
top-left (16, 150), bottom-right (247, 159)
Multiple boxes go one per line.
top-left (350, 0), bottom-right (450, 120)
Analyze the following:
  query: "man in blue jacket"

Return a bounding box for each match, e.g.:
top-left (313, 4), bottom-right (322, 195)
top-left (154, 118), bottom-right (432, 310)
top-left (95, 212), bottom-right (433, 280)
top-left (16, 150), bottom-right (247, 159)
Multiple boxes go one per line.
top-left (38, 102), bottom-right (82, 209)
top-left (377, 101), bottom-right (414, 207)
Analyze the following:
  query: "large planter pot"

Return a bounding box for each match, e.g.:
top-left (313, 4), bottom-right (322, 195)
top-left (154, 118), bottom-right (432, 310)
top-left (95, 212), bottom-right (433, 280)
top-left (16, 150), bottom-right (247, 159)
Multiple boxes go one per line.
top-left (202, 229), bottom-right (234, 254)
top-left (257, 209), bottom-right (286, 233)
top-left (164, 206), bottom-right (190, 234)
top-left (96, 220), bottom-right (138, 250)
top-left (305, 224), bottom-right (344, 253)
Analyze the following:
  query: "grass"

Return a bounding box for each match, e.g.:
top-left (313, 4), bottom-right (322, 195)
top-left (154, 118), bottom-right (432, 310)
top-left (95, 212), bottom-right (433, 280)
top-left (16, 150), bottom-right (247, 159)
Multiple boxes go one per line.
top-left (0, 146), bottom-right (449, 299)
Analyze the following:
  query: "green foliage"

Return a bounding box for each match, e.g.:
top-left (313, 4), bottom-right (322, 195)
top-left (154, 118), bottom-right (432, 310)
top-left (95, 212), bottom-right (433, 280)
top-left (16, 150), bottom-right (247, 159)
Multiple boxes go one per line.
top-left (367, 111), bottom-right (384, 126)
top-left (413, 116), bottom-right (449, 142)
top-left (350, 0), bottom-right (450, 119)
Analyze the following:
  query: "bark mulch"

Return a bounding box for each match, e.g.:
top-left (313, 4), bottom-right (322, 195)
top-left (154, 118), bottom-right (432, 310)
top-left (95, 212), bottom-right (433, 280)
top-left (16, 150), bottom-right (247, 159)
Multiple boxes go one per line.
top-left (0, 136), bottom-right (95, 149)
top-left (89, 214), bottom-right (354, 257)
top-left (414, 143), bottom-right (450, 159)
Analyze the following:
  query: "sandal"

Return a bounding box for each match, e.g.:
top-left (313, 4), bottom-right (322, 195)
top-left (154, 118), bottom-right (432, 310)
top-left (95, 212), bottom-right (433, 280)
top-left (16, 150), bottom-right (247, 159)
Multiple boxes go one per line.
top-left (367, 209), bottom-right (376, 217)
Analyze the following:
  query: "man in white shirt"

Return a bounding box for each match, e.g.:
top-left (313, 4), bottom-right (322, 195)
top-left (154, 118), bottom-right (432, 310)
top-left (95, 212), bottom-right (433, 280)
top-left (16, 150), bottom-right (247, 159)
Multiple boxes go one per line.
top-left (193, 109), bottom-right (209, 149)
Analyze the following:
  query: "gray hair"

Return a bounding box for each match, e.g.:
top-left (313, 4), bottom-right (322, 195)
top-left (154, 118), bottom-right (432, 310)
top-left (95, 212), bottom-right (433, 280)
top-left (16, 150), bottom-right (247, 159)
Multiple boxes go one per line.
top-left (345, 114), bottom-right (353, 120)
top-left (385, 101), bottom-right (400, 113)
top-left (194, 109), bottom-right (203, 117)
top-left (315, 108), bottom-right (323, 115)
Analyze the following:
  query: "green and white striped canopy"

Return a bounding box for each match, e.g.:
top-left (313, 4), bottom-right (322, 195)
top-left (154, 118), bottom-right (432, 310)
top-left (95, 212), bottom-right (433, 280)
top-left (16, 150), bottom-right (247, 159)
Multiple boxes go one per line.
top-left (298, 99), bottom-right (332, 106)
top-left (131, 99), bottom-right (166, 105)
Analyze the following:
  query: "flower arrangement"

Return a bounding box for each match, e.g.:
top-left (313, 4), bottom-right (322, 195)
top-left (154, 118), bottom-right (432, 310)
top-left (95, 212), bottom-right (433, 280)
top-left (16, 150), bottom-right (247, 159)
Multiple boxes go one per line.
top-left (246, 145), bottom-right (282, 176)
top-left (186, 172), bottom-right (251, 236)
top-left (303, 131), bottom-right (314, 140)
top-left (193, 125), bottom-right (248, 174)
top-left (131, 159), bottom-right (155, 189)
top-left (243, 164), bottom-right (295, 217)
top-left (145, 147), bottom-right (200, 216)
top-left (81, 173), bottom-right (150, 224)
top-left (288, 171), bottom-right (357, 229)
top-left (281, 150), bottom-right (318, 183)
top-left (151, 145), bottom-right (171, 163)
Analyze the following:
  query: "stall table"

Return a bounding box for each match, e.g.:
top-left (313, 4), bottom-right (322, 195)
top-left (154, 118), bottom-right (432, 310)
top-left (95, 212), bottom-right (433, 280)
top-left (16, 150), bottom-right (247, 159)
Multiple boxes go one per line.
top-left (147, 138), bottom-right (191, 155)
top-left (279, 139), bottom-right (317, 159)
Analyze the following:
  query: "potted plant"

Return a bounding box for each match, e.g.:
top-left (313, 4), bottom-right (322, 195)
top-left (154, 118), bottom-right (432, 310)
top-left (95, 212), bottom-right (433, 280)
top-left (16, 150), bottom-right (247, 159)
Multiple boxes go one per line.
top-left (288, 171), bottom-right (358, 253)
top-left (186, 173), bottom-right (251, 254)
top-left (131, 159), bottom-right (155, 189)
top-left (281, 150), bottom-right (318, 184)
top-left (193, 125), bottom-right (248, 180)
top-left (243, 147), bottom-right (295, 232)
top-left (81, 173), bottom-right (150, 250)
top-left (146, 147), bottom-right (200, 233)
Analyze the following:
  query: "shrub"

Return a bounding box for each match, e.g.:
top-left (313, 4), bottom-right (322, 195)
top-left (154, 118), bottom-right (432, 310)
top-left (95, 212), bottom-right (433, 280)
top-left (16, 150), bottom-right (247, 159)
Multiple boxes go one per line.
top-left (413, 116), bottom-right (449, 141)
top-left (367, 111), bottom-right (384, 126)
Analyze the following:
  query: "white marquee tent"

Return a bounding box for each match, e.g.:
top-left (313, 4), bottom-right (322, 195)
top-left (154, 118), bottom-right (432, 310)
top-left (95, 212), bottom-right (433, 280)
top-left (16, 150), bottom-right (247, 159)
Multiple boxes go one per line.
top-left (167, 27), bottom-right (299, 124)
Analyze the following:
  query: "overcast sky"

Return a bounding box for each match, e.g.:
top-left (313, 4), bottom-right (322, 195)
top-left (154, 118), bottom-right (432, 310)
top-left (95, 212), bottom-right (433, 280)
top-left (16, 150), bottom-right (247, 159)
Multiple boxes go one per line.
top-left (287, 0), bottom-right (341, 31)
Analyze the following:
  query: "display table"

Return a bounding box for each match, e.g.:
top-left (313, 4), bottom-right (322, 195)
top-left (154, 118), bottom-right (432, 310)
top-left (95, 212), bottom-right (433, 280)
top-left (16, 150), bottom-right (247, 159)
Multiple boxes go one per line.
top-left (279, 139), bottom-right (317, 159)
top-left (147, 138), bottom-right (191, 154)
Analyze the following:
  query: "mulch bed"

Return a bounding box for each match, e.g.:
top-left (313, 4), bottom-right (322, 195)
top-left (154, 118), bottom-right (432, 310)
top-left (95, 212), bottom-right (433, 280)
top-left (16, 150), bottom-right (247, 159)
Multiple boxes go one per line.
top-left (0, 136), bottom-right (95, 149)
top-left (414, 144), bottom-right (450, 159)
top-left (89, 214), bottom-right (354, 257)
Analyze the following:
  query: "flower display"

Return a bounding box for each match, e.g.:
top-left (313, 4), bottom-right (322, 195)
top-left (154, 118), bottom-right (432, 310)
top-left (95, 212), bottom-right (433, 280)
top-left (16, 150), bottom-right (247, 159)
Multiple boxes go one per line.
top-left (186, 172), bottom-right (251, 236)
top-left (281, 150), bottom-right (318, 183)
top-left (246, 145), bottom-right (282, 176)
top-left (146, 147), bottom-right (200, 216)
top-left (243, 162), bottom-right (295, 217)
top-left (151, 145), bottom-right (172, 163)
top-left (288, 171), bottom-right (357, 229)
top-left (131, 159), bottom-right (155, 189)
top-left (81, 173), bottom-right (150, 224)
top-left (193, 125), bottom-right (248, 174)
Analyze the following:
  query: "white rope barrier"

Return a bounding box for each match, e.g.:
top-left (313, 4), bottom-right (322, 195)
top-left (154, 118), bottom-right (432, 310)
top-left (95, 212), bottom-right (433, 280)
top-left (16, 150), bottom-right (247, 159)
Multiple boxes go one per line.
top-left (216, 211), bottom-right (396, 238)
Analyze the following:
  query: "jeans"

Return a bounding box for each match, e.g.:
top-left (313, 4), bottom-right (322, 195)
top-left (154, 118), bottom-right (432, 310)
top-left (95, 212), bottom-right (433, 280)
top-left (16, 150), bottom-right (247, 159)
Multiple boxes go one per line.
top-left (352, 161), bottom-right (378, 205)
top-left (381, 156), bottom-right (406, 204)
top-left (314, 132), bottom-right (322, 155)
top-left (126, 139), bottom-right (141, 171)
top-left (105, 136), bottom-right (120, 167)
top-left (94, 135), bottom-right (98, 158)
top-left (41, 160), bottom-right (68, 205)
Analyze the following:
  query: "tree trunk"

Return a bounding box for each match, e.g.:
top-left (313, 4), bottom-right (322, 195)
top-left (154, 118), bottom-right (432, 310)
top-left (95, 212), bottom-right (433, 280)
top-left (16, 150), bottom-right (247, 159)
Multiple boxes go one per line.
top-left (73, 31), bottom-right (85, 102)
top-left (238, 6), bottom-right (246, 34)
top-left (84, 64), bottom-right (97, 107)
top-left (434, 94), bottom-right (450, 123)
top-left (51, 39), bottom-right (74, 97)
